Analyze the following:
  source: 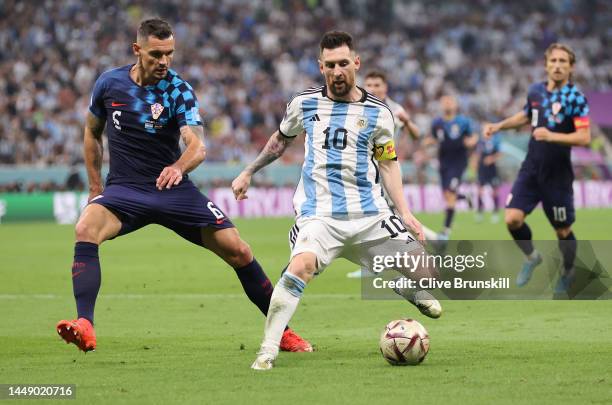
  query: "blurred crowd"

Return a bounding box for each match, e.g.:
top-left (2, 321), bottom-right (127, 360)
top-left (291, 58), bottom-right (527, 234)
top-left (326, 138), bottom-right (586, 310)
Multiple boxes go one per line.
top-left (0, 0), bottom-right (610, 171)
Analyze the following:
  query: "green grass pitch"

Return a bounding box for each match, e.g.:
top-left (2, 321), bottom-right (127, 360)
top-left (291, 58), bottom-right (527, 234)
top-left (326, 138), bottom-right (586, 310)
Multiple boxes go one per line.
top-left (1, 209), bottom-right (611, 404)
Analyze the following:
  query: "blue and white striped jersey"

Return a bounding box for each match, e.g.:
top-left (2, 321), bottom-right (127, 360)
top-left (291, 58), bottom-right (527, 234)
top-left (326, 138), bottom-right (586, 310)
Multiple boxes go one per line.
top-left (280, 86), bottom-right (396, 219)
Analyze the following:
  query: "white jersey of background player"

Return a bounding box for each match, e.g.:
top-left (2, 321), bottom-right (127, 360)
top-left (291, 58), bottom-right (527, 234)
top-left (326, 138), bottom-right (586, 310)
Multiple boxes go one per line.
top-left (363, 70), bottom-right (420, 142)
top-left (361, 71), bottom-right (439, 241)
top-left (232, 31), bottom-right (442, 371)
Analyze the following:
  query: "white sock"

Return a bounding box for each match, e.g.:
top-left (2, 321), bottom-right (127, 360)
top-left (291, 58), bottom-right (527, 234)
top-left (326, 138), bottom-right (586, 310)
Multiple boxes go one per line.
top-left (527, 250), bottom-right (539, 261)
top-left (422, 225), bottom-right (438, 241)
top-left (259, 272), bottom-right (306, 357)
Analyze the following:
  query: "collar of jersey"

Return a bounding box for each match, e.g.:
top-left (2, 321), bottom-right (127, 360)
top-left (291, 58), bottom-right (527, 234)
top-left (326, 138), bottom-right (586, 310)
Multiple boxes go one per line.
top-left (544, 81), bottom-right (572, 94)
top-left (322, 85), bottom-right (368, 103)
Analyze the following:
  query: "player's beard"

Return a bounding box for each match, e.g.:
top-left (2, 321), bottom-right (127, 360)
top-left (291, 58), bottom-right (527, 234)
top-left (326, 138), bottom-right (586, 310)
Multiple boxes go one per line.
top-left (329, 80), bottom-right (351, 97)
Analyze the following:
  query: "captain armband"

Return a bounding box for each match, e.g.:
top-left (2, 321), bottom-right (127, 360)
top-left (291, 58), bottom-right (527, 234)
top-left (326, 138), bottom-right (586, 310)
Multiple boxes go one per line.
top-left (374, 140), bottom-right (397, 161)
top-left (573, 116), bottom-right (590, 130)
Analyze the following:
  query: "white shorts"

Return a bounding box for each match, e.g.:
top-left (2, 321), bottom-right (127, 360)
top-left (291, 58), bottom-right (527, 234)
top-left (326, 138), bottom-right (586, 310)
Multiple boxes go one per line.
top-left (288, 212), bottom-right (421, 274)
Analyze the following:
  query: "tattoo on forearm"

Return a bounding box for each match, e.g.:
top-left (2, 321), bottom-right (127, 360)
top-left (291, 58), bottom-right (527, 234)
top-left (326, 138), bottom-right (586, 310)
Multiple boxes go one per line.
top-left (246, 133), bottom-right (292, 174)
top-left (86, 113), bottom-right (105, 138)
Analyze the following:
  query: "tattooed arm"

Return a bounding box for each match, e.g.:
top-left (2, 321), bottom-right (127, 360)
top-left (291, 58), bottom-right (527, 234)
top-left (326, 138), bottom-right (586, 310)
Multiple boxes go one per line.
top-left (83, 112), bottom-right (106, 201)
top-left (231, 130), bottom-right (296, 200)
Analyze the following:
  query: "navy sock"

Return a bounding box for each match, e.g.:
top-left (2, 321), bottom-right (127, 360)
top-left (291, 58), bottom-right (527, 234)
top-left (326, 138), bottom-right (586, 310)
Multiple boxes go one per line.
top-left (558, 232), bottom-right (577, 272)
top-left (444, 208), bottom-right (455, 229)
top-left (492, 191), bottom-right (499, 212)
top-left (72, 242), bottom-right (101, 325)
top-left (477, 195), bottom-right (484, 213)
top-left (509, 223), bottom-right (534, 256)
top-left (233, 258), bottom-right (274, 316)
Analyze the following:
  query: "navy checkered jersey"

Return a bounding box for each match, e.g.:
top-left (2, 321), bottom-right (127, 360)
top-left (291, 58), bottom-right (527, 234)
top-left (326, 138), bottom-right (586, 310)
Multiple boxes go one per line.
top-left (431, 115), bottom-right (473, 168)
top-left (89, 65), bottom-right (203, 185)
top-left (478, 132), bottom-right (501, 165)
top-left (522, 82), bottom-right (589, 181)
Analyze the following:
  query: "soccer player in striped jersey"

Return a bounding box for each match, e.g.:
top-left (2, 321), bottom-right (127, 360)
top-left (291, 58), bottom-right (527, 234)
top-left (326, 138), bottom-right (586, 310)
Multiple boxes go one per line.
top-left (232, 31), bottom-right (442, 370)
top-left (483, 43), bottom-right (590, 293)
top-left (55, 18), bottom-right (310, 353)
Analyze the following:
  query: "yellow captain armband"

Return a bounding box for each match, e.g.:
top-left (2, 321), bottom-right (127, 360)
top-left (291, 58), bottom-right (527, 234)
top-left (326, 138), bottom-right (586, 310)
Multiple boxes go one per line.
top-left (374, 140), bottom-right (397, 161)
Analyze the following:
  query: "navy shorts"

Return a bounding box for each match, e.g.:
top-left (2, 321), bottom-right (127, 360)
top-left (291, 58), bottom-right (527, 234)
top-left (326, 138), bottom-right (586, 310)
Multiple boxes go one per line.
top-left (89, 181), bottom-right (234, 245)
top-left (506, 170), bottom-right (575, 228)
top-left (478, 165), bottom-right (499, 187)
top-left (439, 164), bottom-right (467, 192)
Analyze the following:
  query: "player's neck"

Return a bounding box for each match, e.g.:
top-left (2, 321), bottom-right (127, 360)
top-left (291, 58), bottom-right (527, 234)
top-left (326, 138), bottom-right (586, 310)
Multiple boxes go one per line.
top-left (547, 78), bottom-right (569, 92)
top-left (443, 113), bottom-right (455, 121)
top-left (130, 64), bottom-right (158, 87)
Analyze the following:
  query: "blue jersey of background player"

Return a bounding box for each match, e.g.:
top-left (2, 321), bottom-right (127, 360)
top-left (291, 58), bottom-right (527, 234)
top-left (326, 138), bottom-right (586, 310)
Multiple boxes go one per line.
top-left (475, 132), bottom-right (502, 223)
top-left (483, 43), bottom-right (591, 294)
top-left (56, 18), bottom-right (310, 353)
top-left (428, 95), bottom-right (477, 237)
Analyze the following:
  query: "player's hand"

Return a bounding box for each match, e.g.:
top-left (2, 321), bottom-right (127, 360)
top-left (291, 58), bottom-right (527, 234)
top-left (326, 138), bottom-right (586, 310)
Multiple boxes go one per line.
top-left (532, 127), bottom-right (553, 142)
top-left (483, 155), bottom-right (495, 166)
top-left (402, 213), bottom-right (425, 243)
top-left (482, 123), bottom-right (499, 139)
top-left (156, 164), bottom-right (183, 190)
top-left (231, 171), bottom-right (252, 201)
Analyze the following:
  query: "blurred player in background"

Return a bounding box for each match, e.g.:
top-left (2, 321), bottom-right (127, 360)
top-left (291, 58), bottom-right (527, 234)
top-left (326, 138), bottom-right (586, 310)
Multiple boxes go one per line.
top-left (363, 70), bottom-right (420, 141)
top-left (483, 43), bottom-right (590, 293)
top-left (346, 70), bottom-right (435, 278)
top-left (427, 95), bottom-right (478, 239)
top-left (56, 18), bottom-right (310, 353)
top-left (475, 131), bottom-right (502, 223)
top-left (232, 31), bottom-right (442, 371)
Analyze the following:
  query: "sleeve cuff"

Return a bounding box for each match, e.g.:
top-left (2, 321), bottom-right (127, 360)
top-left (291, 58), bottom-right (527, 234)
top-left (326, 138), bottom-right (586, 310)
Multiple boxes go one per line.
top-left (279, 127), bottom-right (295, 138)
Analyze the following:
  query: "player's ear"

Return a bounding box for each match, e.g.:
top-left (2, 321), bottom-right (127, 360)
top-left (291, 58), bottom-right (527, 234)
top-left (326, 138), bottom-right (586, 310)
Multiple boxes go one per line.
top-left (318, 59), bottom-right (324, 74)
top-left (353, 54), bottom-right (361, 71)
top-left (132, 42), bottom-right (141, 57)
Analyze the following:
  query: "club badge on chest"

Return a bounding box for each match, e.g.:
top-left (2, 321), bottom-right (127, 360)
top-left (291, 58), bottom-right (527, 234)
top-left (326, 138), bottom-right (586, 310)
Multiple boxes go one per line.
top-left (151, 103), bottom-right (164, 120)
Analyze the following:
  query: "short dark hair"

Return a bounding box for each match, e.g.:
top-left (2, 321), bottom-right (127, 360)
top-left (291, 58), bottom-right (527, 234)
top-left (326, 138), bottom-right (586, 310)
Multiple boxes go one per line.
top-left (319, 31), bottom-right (354, 54)
top-left (137, 18), bottom-right (173, 42)
top-left (545, 42), bottom-right (576, 65)
top-left (365, 70), bottom-right (387, 83)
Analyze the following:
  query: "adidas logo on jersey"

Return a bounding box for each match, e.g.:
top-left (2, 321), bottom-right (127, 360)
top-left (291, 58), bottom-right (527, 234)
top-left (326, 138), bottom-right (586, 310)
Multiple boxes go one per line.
top-left (309, 114), bottom-right (321, 122)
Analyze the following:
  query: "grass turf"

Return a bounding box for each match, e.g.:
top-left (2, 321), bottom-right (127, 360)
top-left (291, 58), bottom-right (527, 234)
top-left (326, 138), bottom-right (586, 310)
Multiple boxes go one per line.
top-left (1, 209), bottom-right (611, 404)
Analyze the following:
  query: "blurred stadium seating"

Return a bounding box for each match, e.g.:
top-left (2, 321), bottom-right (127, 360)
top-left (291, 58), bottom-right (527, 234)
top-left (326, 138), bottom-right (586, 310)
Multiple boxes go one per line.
top-left (0, 0), bottom-right (610, 191)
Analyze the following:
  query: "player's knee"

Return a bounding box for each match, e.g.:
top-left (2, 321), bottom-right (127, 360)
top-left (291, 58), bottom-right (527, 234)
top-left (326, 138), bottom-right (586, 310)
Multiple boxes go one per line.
top-left (505, 213), bottom-right (523, 229)
top-left (555, 227), bottom-right (571, 239)
top-left (225, 240), bottom-right (253, 268)
top-left (74, 220), bottom-right (102, 243)
top-left (288, 255), bottom-right (317, 283)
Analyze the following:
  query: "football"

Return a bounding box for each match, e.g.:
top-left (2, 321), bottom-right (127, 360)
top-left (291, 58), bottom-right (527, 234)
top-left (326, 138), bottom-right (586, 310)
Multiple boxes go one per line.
top-left (379, 319), bottom-right (430, 366)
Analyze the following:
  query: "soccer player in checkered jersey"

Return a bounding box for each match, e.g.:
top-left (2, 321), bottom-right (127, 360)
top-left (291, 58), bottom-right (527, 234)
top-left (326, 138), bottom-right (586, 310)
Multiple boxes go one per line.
top-left (483, 43), bottom-right (591, 293)
top-left (232, 31), bottom-right (442, 370)
top-left (56, 18), bottom-right (310, 353)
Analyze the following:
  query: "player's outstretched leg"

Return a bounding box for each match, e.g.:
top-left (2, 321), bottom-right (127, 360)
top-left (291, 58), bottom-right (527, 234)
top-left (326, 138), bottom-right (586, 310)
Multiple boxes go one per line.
top-left (202, 227), bottom-right (311, 352)
top-left (57, 204), bottom-right (120, 352)
top-left (57, 242), bottom-right (101, 352)
top-left (252, 253), bottom-right (314, 370)
top-left (506, 209), bottom-right (542, 286)
top-left (554, 228), bottom-right (577, 294)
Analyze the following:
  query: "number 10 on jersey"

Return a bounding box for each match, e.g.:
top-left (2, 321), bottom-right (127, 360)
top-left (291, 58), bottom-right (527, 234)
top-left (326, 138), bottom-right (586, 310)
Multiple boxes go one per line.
top-left (322, 127), bottom-right (348, 150)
